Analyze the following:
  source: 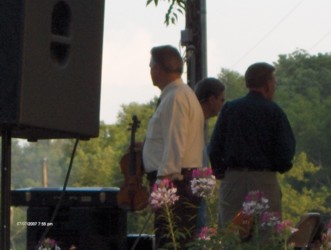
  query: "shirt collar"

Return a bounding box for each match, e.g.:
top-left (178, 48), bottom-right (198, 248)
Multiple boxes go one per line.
top-left (160, 78), bottom-right (184, 98)
top-left (247, 90), bottom-right (266, 99)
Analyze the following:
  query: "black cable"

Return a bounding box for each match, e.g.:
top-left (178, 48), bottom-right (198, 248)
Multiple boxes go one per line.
top-left (130, 212), bottom-right (153, 250)
top-left (36, 138), bottom-right (80, 249)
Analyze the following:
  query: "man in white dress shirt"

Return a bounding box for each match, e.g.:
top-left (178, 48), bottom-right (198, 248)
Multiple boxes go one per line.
top-left (143, 45), bottom-right (204, 249)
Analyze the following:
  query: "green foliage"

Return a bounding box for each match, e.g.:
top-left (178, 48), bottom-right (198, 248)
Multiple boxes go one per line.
top-left (275, 51), bottom-right (331, 207)
top-left (205, 68), bottom-right (245, 139)
top-left (11, 139), bottom-right (71, 188)
top-left (126, 210), bottom-right (154, 234)
top-left (106, 99), bottom-right (156, 186)
top-left (275, 50), bottom-right (331, 169)
top-left (146, 0), bottom-right (186, 25)
top-left (218, 68), bottom-right (246, 100)
top-left (280, 152), bottom-right (330, 223)
top-left (69, 132), bottom-right (117, 187)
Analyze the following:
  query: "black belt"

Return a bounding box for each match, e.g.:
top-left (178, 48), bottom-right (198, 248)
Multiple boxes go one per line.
top-left (228, 167), bottom-right (271, 172)
top-left (146, 171), bottom-right (157, 183)
top-left (146, 168), bottom-right (197, 181)
top-left (181, 168), bottom-right (197, 175)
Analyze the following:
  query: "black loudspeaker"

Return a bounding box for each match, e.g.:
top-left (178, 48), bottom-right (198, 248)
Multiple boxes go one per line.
top-left (26, 207), bottom-right (127, 250)
top-left (127, 234), bottom-right (155, 250)
top-left (0, 0), bottom-right (105, 140)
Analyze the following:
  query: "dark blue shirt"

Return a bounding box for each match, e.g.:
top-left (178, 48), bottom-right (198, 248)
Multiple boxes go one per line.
top-left (208, 91), bottom-right (295, 178)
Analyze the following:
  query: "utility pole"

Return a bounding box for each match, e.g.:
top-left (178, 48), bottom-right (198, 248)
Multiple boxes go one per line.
top-left (181, 0), bottom-right (207, 89)
top-left (42, 157), bottom-right (48, 187)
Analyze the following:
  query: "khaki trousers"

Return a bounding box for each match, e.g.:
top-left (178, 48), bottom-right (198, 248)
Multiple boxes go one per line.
top-left (218, 169), bottom-right (282, 227)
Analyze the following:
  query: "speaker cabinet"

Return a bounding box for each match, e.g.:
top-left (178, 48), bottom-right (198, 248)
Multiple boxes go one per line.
top-left (127, 234), bottom-right (155, 250)
top-left (0, 0), bottom-right (105, 140)
top-left (26, 207), bottom-right (127, 250)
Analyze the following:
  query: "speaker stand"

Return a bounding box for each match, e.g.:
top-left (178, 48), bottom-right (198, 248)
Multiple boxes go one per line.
top-left (1, 129), bottom-right (12, 250)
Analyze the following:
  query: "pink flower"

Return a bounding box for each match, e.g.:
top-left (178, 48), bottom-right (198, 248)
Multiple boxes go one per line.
top-left (242, 190), bottom-right (269, 215)
top-left (192, 167), bottom-right (213, 178)
top-left (38, 237), bottom-right (60, 250)
top-left (191, 168), bottom-right (216, 198)
top-left (261, 211), bottom-right (281, 227)
top-left (321, 226), bottom-right (331, 249)
top-left (323, 221), bottom-right (331, 247)
top-left (275, 219), bottom-right (297, 234)
top-left (197, 226), bottom-right (217, 240)
top-left (327, 220), bottom-right (331, 229)
top-left (149, 179), bottom-right (179, 210)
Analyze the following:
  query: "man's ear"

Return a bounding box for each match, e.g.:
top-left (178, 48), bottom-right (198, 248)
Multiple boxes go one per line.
top-left (207, 95), bottom-right (215, 104)
top-left (264, 81), bottom-right (271, 92)
top-left (263, 81), bottom-right (274, 99)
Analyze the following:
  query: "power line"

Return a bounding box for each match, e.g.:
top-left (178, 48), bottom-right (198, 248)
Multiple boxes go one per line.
top-left (309, 29), bottom-right (331, 52)
top-left (231, 0), bottom-right (305, 68)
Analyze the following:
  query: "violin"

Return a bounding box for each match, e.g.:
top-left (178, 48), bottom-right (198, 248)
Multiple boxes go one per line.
top-left (116, 115), bottom-right (149, 211)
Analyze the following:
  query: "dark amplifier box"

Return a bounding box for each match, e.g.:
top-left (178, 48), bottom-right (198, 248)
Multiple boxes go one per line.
top-left (11, 187), bottom-right (128, 250)
top-left (11, 187), bottom-right (120, 208)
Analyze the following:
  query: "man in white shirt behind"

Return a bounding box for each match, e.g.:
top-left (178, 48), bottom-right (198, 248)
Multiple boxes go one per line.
top-left (143, 45), bottom-right (204, 249)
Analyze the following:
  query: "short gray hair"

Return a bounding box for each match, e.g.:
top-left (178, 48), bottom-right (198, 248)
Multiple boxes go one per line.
top-left (150, 45), bottom-right (183, 74)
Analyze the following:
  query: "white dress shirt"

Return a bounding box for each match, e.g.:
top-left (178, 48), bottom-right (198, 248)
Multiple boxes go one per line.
top-left (143, 78), bottom-right (204, 177)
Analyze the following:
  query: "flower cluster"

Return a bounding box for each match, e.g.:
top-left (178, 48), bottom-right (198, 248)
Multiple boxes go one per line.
top-left (149, 178), bottom-right (179, 210)
top-left (275, 219), bottom-right (295, 234)
top-left (189, 189), bottom-right (302, 250)
top-left (242, 190), bottom-right (270, 215)
top-left (321, 220), bottom-right (331, 249)
top-left (38, 237), bottom-right (61, 250)
top-left (150, 175), bottom-right (322, 250)
top-left (197, 226), bottom-right (218, 241)
top-left (149, 178), bottom-right (181, 249)
top-left (190, 168), bottom-right (216, 198)
top-left (261, 211), bottom-right (281, 227)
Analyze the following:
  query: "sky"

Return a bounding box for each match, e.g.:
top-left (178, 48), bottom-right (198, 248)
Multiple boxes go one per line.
top-left (100, 0), bottom-right (331, 124)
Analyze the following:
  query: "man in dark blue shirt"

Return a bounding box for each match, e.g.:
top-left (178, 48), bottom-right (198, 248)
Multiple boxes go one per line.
top-left (208, 62), bottom-right (295, 229)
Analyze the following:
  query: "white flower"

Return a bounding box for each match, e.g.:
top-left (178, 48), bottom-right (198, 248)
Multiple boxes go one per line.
top-left (242, 190), bottom-right (270, 215)
top-left (149, 179), bottom-right (179, 210)
top-left (190, 168), bottom-right (216, 198)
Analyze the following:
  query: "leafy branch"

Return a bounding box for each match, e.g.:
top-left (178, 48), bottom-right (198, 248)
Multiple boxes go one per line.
top-left (146, 0), bottom-right (186, 25)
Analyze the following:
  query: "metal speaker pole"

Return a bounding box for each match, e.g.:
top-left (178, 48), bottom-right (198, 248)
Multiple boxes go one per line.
top-left (1, 128), bottom-right (12, 250)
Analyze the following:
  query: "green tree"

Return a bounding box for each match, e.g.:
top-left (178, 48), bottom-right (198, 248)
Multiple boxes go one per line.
top-left (11, 139), bottom-right (68, 188)
top-left (275, 50), bottom-right (331, 188)
top-left (69, 124), bottom-right (118, 187)
top-left (204, 68), bottom-right (246, 139)
top-left (218, 68), bottom-right (246, 101)
top-left (280, 152), bottom-right (330, 223)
